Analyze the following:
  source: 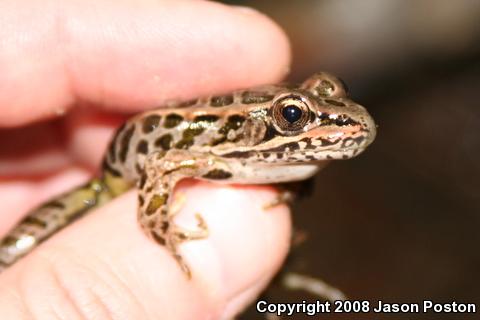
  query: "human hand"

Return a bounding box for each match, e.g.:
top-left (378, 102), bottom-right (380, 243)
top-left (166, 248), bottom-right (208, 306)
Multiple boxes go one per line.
top-left (0, 0), bottom-right (291, 318)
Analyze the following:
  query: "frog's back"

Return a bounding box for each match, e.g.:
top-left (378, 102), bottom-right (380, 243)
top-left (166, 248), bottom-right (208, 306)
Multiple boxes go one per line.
top-left (103, 84), bottom-right (289, 182)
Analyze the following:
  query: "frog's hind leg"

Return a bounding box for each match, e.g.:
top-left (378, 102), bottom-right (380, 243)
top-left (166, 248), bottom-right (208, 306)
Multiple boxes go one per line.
top-left (137, 150), bottom-right (231, 278)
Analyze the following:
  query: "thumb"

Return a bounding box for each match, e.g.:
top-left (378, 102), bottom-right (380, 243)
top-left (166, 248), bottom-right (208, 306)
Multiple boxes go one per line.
top-left (0, 181), bottom-right (291, 319)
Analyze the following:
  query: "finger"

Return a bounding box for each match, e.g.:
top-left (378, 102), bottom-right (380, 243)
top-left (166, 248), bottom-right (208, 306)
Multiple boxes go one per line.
top-left (0, 0), bottom-right (290, 127)
top-left (0, 167), bottom-right (90, 234)
top-left (0, 182), bottom-right (291, 319)
top-left (0, 109), bottom-right (125, 227)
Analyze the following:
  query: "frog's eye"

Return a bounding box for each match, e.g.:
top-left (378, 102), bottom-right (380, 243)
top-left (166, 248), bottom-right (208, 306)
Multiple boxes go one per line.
top-left (272, 95), bottom-right (311, 134)
top-left (282, 105), bottom-right (302, 123)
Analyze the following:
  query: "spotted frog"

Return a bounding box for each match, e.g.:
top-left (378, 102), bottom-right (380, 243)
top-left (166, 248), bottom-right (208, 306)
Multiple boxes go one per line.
top-left (0, 72), bottom-right (376, 277)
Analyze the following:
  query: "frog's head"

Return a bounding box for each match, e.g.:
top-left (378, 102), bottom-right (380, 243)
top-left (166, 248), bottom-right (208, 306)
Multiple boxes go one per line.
top-left (240, 72), bottom-right (376, 163)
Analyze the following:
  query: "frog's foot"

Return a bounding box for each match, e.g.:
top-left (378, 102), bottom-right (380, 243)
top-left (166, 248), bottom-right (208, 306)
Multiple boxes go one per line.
top-left (172, 213), bottom-right (209, 242)
top-left (263, 178), bottom-right (315, 210)
top-left (159, 214), bottom-right (209, 279)
top-left (154, 233), bottom-right (192, 278)
top-left (263, 190), bottom-right (295, 210)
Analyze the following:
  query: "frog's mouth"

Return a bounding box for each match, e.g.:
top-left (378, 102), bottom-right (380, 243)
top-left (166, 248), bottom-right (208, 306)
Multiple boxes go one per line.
top-left (256, 144), bottom-right (369, 162)
top-left (217, 130), bottom-right (372, 161)
top-left (257, 133), bottom-right (368, 155)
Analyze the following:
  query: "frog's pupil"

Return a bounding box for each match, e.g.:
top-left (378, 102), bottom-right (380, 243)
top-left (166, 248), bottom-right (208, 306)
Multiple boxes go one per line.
top-left (281, 105), bottom-right (302, 124)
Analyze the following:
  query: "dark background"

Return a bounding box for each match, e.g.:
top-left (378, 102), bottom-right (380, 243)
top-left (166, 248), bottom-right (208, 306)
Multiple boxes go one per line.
top-left (220, 1), bottom-right (480, 319)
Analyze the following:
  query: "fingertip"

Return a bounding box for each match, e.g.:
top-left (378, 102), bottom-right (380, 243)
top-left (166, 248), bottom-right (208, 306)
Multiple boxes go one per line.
top-left (220, 3), bottom-right (292, 87)
top-left (0, 0), bottom-right (292, 126)
top-left (67, 0), bottom-right (293, 112)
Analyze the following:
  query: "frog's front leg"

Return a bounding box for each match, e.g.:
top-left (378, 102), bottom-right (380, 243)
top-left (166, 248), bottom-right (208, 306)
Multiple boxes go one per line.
top-left (263, 178), bottom-right (316, 210)
top-left (137, 150), bottom-right (230, 279)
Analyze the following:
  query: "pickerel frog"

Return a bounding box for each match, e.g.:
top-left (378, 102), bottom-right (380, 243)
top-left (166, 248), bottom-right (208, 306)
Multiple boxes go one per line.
top-left (0, 72), bottom-right (376, 277)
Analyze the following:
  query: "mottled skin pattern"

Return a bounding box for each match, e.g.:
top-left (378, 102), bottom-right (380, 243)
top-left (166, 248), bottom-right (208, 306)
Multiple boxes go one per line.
top-left (0, 73), bottom-right (376, 277)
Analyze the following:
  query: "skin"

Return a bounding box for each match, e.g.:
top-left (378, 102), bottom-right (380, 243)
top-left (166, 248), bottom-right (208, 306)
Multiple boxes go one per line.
top-left (0, 0), bottom-right (292, 319)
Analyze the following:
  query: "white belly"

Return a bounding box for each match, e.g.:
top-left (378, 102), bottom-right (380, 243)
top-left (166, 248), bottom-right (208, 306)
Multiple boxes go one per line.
top-left (227, 162), bottom-right (326, 184)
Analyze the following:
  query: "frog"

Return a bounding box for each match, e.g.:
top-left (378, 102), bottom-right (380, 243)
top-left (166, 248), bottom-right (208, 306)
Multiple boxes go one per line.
top-left (0, 72), bottom-right (376, 278)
